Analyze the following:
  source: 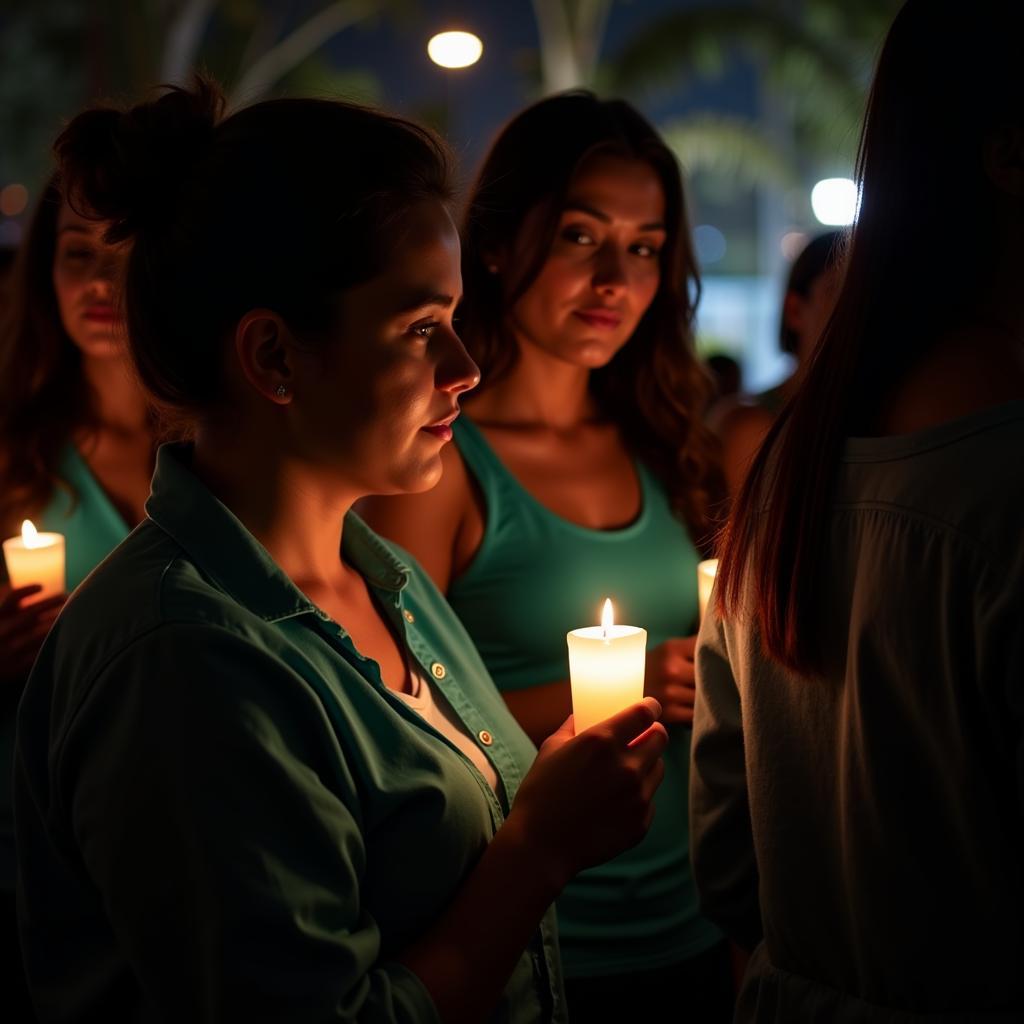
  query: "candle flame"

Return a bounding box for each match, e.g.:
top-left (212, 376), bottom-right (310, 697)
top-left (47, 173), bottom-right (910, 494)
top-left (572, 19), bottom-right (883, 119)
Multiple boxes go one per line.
top-left (601, 598), bottom-right (614, 637)
top-left (21, 519), bottom-right (42, 549)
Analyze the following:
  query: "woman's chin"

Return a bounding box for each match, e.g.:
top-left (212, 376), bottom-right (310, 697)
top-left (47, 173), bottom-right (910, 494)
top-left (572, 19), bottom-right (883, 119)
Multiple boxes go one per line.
top-left (382, 454), bottom-right (445, 497)
top-left (71, 333), bottom-right (128, 361)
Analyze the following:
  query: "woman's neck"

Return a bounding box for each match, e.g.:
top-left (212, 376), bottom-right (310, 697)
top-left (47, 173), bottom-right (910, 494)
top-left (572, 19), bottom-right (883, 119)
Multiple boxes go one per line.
top-left (191, 422), bottom-right (358, 591)
top-left (467, 340), bottom-right (599, 430)
top-left (80, 354), bottom-right (151, 437)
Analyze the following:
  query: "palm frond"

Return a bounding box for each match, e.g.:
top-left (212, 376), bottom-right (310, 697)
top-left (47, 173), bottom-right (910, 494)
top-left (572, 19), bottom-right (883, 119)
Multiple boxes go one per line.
top-left (661, 113), bottom-right (801, 193)
top-left (606, 5), bottom-right (861, 109)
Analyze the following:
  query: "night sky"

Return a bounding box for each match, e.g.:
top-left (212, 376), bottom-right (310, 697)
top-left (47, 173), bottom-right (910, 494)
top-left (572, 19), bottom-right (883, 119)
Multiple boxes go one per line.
top-left (325, 0), bottom-right (757, 178)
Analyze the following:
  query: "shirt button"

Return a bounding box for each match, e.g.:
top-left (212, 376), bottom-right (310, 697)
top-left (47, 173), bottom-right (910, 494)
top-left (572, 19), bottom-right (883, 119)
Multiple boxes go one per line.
top-left (478, 729), bottom-right (493, 746)
top-left (403, 609), bottom-right (415, 623)
top-left (430, 662), bottom-right (446, 680)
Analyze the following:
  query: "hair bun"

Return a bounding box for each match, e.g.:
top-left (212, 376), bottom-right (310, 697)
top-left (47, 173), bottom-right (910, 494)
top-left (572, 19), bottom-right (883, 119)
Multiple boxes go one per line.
top-left (55, 74), bottom-right (225, 243)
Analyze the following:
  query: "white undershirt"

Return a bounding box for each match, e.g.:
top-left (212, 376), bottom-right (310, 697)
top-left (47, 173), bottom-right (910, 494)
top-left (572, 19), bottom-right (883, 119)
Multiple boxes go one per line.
top-left (397, 671), bottom-right (503, 800)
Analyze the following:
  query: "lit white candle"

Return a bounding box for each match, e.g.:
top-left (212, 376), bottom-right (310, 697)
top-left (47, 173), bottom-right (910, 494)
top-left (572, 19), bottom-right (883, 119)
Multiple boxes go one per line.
top-left (3, 520), bottom-right (65, 604)
top-left (567, 598), bottom-right (647, 734)
top-left (697, 559), bottom-right (718, 622)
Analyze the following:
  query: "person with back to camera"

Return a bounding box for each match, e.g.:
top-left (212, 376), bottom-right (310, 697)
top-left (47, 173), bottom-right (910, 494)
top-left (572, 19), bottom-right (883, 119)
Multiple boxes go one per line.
top-left (692, 1), bottom-right (1024, 1019)
top-left (13, 77), bottom-right (670, 1023)
top-left (0, 173), bottom-right (158, 1021)
top-left (361, 92), bottom-right (733, 1021)
top-left (713, 231), bottom-right (842, 495)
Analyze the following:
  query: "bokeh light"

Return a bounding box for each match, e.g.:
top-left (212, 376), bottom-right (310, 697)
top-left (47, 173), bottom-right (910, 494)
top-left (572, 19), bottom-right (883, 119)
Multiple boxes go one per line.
top-left (811, 178), bottom-right (858, 226)
top-left (0, 183), bottom-right (29, 218)
top-left (427, 31), bottom-right (483, 69)
top-left (694, 224), bottom-right (727, 265)
top-left (780, 230), bottom-right (809, 262)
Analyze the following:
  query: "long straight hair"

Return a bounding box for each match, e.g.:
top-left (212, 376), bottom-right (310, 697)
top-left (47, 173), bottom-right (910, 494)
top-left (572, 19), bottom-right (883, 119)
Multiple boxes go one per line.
top-left (459, 92), bottom-right (723, 550)
top-left (717, 0), bottom-right (1024, 673)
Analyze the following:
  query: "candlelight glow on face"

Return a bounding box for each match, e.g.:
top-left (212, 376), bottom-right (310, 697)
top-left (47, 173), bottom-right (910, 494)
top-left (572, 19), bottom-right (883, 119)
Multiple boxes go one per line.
top-left (567, 597), bottom-right (647, 733)
top-left (2, 519), bottom-right (66, 603)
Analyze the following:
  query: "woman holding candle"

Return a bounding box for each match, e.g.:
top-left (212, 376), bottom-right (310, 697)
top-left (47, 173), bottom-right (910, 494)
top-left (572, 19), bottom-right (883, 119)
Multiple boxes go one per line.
top-left (0, 174), bottom-right (157, 1019)
top-left (14, 78), bottom-right (669, 1023)
top-left (0, 174), bottom-right (158, 660)
top-left (693, 0), bottom-right (1024, 1018)
top-left (362, 94), bottom-right (731, 1020)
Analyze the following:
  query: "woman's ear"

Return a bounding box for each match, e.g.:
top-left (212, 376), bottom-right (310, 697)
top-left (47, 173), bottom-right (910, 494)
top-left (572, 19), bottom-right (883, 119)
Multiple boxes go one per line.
top-left (984, 124), bottom-right (1024, 198)
top-left (234, 309), bottom-right (294, 404)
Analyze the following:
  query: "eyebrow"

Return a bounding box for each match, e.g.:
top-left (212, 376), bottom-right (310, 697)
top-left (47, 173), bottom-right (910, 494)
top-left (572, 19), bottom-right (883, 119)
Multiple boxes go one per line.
top-left (563, 202), bottom-right (666, 233)
top-left (57, 225), bottom-right (90, 236)
top-left (396, 288), bottom-right (459, 313)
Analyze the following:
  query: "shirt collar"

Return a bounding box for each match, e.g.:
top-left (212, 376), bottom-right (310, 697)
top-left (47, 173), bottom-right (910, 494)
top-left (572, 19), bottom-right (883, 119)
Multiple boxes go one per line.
top-left (145, 443), bottom-right (411, 622)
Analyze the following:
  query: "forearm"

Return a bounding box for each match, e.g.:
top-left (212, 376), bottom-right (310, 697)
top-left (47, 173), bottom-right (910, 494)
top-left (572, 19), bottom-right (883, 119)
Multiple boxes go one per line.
top-left (501, 680), bottom-right (572, 747)
top-left (397, 815), bottom-right (563, 1024)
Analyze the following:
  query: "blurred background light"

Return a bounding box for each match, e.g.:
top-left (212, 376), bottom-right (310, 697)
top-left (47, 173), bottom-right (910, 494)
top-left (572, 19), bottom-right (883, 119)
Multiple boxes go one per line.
top-left (0, 183), bottom-right (29, 218)
top-left (694, 224), bottom-right (727, 265)
top-left (427, 31), bottom-right (483, 70)
top-left (811, 178), bottom-right (857, 226)
top-left (780, 230), bottom-right (809, 262)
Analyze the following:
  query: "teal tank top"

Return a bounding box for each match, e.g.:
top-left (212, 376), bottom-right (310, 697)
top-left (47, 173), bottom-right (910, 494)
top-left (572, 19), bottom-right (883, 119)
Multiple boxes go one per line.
top-left (447, 417), bottom-right (722, 977)
top-left (42, 445), bottom-right (132, 591)
top-left (0, 445), bottom-right (130, 890)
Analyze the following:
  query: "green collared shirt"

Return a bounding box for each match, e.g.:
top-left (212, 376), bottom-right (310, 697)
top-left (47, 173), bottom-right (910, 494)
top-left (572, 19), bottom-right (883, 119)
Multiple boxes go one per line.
top-left (15, 444), bottom-right (565, 1023)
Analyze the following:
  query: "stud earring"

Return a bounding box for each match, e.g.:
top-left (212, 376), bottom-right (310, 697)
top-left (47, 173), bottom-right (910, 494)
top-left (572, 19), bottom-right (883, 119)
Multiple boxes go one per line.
top-left (274, 384), bottom-right (288, 398)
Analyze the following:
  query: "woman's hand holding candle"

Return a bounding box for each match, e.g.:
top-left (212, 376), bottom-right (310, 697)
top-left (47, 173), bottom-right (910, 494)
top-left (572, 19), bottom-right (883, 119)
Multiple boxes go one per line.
top-left (505, 697), bottom-right (668, 889)
top-left (644, 636), bottom-right (698, 725)
top-left (0, 520), bottom-right (68, 694)
top-left (3, 520), bottom-right (66, 603)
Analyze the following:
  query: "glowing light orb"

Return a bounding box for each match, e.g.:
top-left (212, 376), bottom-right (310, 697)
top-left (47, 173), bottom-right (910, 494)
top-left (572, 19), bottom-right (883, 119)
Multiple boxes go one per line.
top-left (427, 31), bottom-right (483, 69)
top-left (811, 178), bottom-right (858, 226)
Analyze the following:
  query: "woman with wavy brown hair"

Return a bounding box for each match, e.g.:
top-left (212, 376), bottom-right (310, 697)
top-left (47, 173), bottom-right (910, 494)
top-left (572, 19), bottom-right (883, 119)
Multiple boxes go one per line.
top-left (362, 92), bottom-right (731, 1020)
top-left (0, 173), bottom-right (157, 1021)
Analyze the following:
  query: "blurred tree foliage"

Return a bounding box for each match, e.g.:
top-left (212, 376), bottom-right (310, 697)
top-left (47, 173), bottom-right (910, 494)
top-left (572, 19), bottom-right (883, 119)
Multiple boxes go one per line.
top-left (0, 0), bottom-right (404, 192)
top-left (0, 0), bottom-right (901, 250)
top-left (603, 0), bottom-right (900, 182)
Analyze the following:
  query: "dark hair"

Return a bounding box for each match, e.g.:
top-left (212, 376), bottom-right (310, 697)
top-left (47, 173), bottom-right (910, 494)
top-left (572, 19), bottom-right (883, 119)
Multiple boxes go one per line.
top-left (779, 230), bottom-right (843, 354)
top-left (459, 91), bottom-right (723, 548)
top-left (0, 175), bottom-right (94, 534)
top-left (55, 75), bottom-right (453, 422)
top-left (718, 0), bottom-right (1024, 673)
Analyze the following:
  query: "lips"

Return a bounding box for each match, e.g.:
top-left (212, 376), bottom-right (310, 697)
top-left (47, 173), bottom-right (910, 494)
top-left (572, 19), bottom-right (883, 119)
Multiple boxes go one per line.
top-left (573, 307), bottom-right (623, 329)
top-left (83, 304), bottom-right (115, 323)
top-left (421, 408), bottom-right (460, 442)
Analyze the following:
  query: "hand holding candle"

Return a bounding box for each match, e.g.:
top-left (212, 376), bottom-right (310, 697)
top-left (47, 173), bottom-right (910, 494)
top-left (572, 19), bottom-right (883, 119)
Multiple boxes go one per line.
top-left (3, 520), bottom-right (66, 604)
top-left (509, 697), bottom-right (668, 883)
top-left (567, 599), bottom-right (647, 734)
